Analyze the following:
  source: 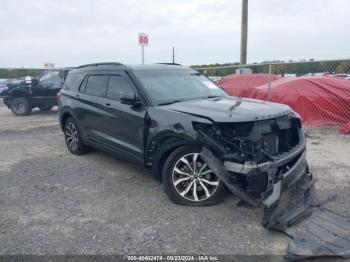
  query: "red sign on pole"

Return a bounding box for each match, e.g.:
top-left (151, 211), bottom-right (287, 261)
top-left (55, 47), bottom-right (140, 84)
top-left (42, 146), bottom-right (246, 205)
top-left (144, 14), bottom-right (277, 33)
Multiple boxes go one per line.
top-left (138, 33), bottom-right (149, 46)
top-left (44, 63), bottom-right (55, 69)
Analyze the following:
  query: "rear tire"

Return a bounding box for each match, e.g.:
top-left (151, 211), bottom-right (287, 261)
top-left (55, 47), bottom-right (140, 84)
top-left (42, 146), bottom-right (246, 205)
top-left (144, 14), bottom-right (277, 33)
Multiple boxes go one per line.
top-left (10, 97), bottom-right (31, 116)
top-left (64, 117), bottom-right (87, 155)
top-left (39, 105), bottom-right (53, 111)
top-left (162, 146), bottom-right (226, 206)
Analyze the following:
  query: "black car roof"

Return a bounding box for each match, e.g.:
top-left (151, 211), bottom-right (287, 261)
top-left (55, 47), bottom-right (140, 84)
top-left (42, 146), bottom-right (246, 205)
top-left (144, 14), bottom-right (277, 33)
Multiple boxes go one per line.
top-left (125, 64), bottom-right (185, 71)
top-left (70, 62), bottom-right (190, 74)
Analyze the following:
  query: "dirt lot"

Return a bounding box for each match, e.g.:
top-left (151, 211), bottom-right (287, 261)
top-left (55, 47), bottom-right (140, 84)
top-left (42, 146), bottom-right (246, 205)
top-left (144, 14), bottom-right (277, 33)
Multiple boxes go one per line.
top-left (0, 100), bottom-right (349, 259)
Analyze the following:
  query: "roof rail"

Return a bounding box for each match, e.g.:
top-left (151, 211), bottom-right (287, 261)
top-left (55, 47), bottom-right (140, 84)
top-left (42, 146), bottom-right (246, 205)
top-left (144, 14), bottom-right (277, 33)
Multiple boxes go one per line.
top-left (77, 62), bottom-right (123, 69)
top-left (155, 63), bottom-right (182, 66)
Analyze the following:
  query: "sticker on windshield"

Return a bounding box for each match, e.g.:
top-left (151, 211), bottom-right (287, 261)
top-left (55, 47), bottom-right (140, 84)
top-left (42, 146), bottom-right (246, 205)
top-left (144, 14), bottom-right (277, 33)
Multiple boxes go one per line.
top-left (202, 80), bottom-right (219, 89)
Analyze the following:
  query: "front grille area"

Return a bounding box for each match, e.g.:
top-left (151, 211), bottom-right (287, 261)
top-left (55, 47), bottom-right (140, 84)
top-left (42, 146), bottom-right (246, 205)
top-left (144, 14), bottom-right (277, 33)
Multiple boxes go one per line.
top-left (203, 114), bottom-right (301, 164)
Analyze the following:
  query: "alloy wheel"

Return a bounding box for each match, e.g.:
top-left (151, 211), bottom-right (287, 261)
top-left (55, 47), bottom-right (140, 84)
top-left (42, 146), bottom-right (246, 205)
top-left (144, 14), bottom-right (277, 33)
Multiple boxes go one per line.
top-left (65, 121), bottom-right (79, 151)
top-left (172, 153), bottom-right (219, 202)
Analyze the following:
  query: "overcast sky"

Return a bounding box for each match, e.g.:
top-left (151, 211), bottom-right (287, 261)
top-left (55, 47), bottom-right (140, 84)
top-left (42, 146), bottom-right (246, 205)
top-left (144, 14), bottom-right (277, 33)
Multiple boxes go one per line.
top-left (0, 0), bottom-right (349, 68)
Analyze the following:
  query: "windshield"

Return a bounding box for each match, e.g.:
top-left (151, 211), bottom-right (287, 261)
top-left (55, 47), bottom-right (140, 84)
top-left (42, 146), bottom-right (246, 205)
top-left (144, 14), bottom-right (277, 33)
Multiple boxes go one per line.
top-left (39, 71), bottom-right (60, 82)
top-left (133, 69), bottom-right (227, 105)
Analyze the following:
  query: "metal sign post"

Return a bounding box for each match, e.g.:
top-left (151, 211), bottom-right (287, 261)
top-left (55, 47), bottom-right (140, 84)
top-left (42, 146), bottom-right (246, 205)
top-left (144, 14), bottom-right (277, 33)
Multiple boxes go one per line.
top-left (267, 63), bottom-right (272, 101)
top-left (138, 33), bottom-right (149, 64)
top-left (240, 0), bottom-right (248, 65)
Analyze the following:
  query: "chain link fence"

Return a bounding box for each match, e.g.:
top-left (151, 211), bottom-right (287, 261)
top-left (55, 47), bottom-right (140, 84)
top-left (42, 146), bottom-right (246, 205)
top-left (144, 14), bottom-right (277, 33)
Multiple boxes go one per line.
top-left (193, 59), bottom-right (350, 133)
top-left (193, 59), bottom-right (350, 78)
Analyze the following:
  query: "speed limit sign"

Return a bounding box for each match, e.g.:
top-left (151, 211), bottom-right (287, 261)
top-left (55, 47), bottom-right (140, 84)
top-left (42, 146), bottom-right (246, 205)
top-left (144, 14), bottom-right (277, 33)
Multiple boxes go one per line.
top-left (138, 33), bottom-right (149, 64)
top-left (138, 33), bottom-right (149, 46)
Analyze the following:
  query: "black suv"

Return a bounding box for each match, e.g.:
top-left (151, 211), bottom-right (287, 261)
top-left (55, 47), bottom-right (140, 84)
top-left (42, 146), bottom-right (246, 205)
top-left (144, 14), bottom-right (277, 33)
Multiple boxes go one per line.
top-left (2, 69), bottom-right (70, 115)
top-left (58, 63), bottom-right (312, 225)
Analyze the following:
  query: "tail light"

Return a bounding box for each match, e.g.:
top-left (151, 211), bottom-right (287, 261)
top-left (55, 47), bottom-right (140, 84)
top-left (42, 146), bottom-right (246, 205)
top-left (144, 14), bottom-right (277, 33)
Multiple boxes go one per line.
top-left (57, 90), bottom-right (63, 100)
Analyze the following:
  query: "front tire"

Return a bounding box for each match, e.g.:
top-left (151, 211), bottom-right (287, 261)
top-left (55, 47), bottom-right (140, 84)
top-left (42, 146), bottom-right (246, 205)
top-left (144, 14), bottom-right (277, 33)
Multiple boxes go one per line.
top-left (10, 97), bottom-right (31, 116)
top-left (162, 146), bottom-right (226, 206)
top-left (64, 117), bottom-right (87, 155)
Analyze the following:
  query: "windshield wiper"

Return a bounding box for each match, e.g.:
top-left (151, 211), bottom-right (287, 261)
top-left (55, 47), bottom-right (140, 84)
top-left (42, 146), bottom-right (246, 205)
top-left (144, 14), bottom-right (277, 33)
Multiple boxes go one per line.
top-left (158, 100), bottom-right (183, 106)
top-left (158, 96), bottom-right (223, 106)
top-left (206, 95), bottom-right (221, 98)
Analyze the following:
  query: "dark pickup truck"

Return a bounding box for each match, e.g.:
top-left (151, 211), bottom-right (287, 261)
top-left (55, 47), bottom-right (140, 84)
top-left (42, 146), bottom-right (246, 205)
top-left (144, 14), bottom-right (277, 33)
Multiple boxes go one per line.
top-left (1, 69), bottom-right (71, 115)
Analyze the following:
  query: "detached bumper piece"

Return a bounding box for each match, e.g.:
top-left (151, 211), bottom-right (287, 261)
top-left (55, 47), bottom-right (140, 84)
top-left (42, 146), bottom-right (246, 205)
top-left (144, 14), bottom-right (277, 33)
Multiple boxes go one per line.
top-left (201, 145), bottom-right (314, 230)
top-left (262, 151), bottom-right (315, 231)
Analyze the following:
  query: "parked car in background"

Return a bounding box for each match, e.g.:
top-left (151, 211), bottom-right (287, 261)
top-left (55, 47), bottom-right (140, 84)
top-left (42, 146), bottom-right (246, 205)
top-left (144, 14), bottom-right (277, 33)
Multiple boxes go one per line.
top-left (330, 74), bottom-right (350, 78)
top-left (2, 69), bottom-right (71, 115)
top-left (0, 78), bottom-right (26, 97)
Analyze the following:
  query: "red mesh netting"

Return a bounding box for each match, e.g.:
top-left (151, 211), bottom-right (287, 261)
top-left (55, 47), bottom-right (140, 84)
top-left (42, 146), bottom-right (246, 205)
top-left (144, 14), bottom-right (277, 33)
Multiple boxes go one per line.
top-left (221, 76), bottom-right (350, 134)
top-left (218, 73), bottom-right (281, 96)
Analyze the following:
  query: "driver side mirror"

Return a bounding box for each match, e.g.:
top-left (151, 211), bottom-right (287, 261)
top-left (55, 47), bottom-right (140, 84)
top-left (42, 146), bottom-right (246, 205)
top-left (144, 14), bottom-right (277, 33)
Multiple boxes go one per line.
top-left (120, 92), bottom-right (142, 105)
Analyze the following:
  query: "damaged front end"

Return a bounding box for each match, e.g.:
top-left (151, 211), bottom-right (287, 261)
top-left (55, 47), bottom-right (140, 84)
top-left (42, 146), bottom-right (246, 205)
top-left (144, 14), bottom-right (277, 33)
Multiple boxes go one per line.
top-left (196, 113), bottom-right (315, 230)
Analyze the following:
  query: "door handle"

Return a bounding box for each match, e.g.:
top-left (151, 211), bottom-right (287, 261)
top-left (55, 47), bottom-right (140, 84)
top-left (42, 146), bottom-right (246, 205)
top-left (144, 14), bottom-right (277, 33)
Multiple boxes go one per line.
top-left (106, 103), bottom-right (111, 106)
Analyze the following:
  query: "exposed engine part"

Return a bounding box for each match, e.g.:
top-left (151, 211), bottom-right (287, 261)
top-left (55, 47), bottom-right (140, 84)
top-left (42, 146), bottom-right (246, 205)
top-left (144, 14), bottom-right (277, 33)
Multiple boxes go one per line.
top-left (196, 114), bottom-right (304, 198)
top-left (196, 114), bottom-right (301, 165)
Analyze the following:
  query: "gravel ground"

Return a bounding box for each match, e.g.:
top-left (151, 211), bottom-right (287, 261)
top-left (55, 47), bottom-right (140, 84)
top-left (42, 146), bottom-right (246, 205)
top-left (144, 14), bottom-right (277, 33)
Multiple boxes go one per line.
top-left (0, 100), bottom-right (349, 259)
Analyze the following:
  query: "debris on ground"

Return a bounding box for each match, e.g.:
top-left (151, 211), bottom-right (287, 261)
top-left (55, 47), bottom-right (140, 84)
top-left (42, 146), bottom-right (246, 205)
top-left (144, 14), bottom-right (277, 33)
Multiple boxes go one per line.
top-left (285, 208), bottom-right (350, 260)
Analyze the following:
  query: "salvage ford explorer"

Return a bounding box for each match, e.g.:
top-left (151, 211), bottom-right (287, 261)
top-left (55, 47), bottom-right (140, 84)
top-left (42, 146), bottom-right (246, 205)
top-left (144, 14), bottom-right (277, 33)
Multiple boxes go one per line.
top-left (58, 63), bottom-right (314, 229)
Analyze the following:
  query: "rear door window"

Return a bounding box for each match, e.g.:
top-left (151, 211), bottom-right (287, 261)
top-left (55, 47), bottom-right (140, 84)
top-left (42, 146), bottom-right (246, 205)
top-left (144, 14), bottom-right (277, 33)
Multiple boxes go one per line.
top-left (106, 74), bottom-right (135, 100)
top-left (85, 75), bottom-right (107, 97)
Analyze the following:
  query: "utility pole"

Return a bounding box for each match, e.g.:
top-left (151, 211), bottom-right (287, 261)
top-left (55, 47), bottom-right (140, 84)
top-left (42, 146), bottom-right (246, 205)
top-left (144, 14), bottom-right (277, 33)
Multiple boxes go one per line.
top-left (172, 47), bottom-right (175, 63)
top-left (240, 0), bottom-right (248, 65)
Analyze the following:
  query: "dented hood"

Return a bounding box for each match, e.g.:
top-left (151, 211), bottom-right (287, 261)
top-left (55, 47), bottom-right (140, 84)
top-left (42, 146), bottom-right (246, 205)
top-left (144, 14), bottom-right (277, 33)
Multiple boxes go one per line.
top-left (161, 97), bottom-right (292, 122)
